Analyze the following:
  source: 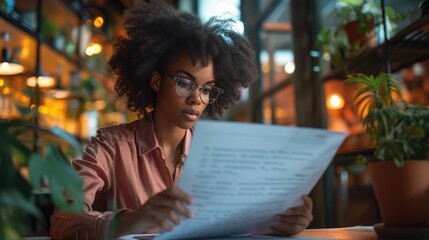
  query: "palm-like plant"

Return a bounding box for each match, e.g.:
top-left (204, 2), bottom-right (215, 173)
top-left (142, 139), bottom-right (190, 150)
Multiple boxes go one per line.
top-left (346, 73), bottom-right (429, 166)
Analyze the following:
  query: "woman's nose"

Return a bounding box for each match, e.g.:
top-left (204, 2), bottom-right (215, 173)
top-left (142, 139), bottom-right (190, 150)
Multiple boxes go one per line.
top-left (187, 88), bottom-right (202, 105)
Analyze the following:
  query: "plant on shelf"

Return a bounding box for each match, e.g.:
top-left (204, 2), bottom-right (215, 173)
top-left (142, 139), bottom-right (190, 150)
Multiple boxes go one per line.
top-left (0, 109), bottom-right (84, 239)
top-left (346, 73), bottom-right (429, 232)
top-left (317, 0), bottom-right (404, 69)
top-left (316, 26), bottom-right (350, 69)
top-left (339, 0), bottom-right (404, 44)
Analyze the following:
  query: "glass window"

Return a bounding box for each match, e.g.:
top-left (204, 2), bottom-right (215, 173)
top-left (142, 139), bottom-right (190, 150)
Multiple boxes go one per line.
top-left (197, 0), bottom-right (243, 33)
top-left (259, 0), bottom-right (295, 125)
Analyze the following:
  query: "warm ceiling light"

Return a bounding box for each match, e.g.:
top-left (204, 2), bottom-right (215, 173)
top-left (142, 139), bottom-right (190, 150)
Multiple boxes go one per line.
top-left (284, 62), bottom-right (295, 74)
top-left (326, 94), bottom-right (345, 110)
top-left (46, 69), bottom-right (71, 99)
top-left (0, 61), bottom-right (24, 75)
top-left (85, 43), bottom-right (102, 56)
top-left (91, 43), bottom-right (102, 54)
top-left (0, 32), bottom-right (24, 75)
top-left (1, 86), bottom-right (12, 95)
top-left (26, 75), bottom-right (56, 88)
top-left (47, 89), bottom-right (70, 99)
top-left (93, 16), bottom-right (104, 28)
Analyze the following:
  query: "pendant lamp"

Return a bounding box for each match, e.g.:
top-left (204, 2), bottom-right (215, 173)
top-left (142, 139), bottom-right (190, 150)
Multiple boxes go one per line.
top-left (26, 65), bottom-right (55, 89)
top-left (46, 65), bottom-right (71, 98)
top-left (26, 73), bottom-right (56, 88)
top-left (0, 32), bottom-right (24, 75)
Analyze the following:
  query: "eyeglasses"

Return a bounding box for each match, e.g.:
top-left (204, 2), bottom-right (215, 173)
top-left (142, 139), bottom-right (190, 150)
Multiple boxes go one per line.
top-left (165, 73), bottom-right (224, 104)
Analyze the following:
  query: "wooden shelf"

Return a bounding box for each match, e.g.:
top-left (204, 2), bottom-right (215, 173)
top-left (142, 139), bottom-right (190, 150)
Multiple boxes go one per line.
top-left (321, 15), bottom-right (429, 155)
top-left (0, 10), bottom-right (35, 38)
top-left (320, 14), bottom-right (429, 81)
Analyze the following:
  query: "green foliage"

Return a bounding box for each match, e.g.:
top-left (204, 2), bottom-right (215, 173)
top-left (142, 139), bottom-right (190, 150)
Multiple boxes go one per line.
top-left (317, 0), bottom-right (404, 69)
top-left (0, 120), bottom-right (84, 239)
top-left (337, 0), bottom-right (378, 26)
top-left (41, 20), bottom-right (61, 40)
top-left (316, 26), bottom-right (350, 68)
top-left (336, 0), bottom-right (403, 29)
top-left (346, 73), bottom-right (429, 166)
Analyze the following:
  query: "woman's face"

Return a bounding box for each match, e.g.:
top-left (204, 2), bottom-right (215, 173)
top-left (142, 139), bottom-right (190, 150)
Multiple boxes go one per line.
top-left (153, 52), bottom-right (215, 129)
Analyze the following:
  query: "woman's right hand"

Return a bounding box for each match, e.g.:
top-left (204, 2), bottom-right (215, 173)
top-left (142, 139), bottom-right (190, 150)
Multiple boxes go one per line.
top-left (115, 186), bottom-right (193, 236)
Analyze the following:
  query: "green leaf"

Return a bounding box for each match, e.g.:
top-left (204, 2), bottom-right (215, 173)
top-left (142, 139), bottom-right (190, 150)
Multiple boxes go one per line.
top-left (0, 130), bottom-right (32, 165)
top-left (14, 103), bottom-right (35, 118)
top-left (49, 126), bottom-right (82, 154)
top-left (1, 116), bottom-right (84, 239)
top-left (0, 224), bottom-right (21, 240)
top-left (13, 168), bottom-right (33, 200)
top-left (22, 87), bottom-right (37, 98)
top-left (28, 153), bottom-right (45, 189)
top-left (393, 156), bottom-right (404, 167)
top-left (44, 144), bottom-right (84, 212)
top-left (0, 189), bottom-right (42, 219)
top-left (0, 150), bottom-right (15, 188)
top-left (338, 0), bottom-right (363, 7)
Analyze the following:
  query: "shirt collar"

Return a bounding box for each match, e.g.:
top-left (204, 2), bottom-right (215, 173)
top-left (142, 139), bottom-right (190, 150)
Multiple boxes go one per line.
top-left (180, 127), bottom-right (193, 163)
top-left (137, 112), bottom-right (194, 157)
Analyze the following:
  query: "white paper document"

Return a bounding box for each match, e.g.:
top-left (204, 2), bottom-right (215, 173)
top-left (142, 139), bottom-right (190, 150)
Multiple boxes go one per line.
top-left (155, 120), bottom-right (346, 240)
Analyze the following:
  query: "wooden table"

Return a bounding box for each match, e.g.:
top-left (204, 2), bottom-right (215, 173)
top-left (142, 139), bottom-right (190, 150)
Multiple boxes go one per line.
top-left (296, 226), bottom-right (378, 240)
top-left (116, 226), bottom-right (379, 239)
top-left (24, 227), bottom-right (379, 240)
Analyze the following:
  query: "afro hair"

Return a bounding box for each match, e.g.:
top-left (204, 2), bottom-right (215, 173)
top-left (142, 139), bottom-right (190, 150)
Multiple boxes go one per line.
top-left (109, 0), bottom-right (258, 119)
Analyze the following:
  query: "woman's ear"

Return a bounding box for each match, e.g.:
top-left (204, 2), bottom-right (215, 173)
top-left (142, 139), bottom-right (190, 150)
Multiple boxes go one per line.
top-left (150, 71), bottom-right (161, 92)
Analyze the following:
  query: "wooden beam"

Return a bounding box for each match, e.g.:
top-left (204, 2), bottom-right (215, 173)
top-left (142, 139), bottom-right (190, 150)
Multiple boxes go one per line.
top-left (262, 22), bottom-right (292, 33)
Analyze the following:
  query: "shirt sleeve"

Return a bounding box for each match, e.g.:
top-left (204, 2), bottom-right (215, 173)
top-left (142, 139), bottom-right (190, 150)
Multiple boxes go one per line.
top-left (50, 129), bottom-right (127, 239)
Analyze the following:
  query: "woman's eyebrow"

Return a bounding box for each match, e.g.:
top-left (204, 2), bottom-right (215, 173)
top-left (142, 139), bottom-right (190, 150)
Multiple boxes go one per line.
top-left (175, 70), bottom-right (215, 85)
top-left (175, 70), bottom-right (196, 80)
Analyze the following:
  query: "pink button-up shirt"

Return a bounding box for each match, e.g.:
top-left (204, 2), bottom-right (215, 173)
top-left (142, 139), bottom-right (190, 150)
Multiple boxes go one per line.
top-left (50, 115), bottom-right (192, 239)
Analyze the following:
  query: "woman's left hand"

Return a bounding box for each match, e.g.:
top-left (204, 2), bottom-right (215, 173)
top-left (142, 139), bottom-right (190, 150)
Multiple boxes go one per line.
top-left (257, 195), bottom-right (313, 236)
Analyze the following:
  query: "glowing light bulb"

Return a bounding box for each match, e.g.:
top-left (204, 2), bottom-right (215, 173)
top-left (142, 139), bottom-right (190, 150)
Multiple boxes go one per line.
top-left (327, 94), bottom-right (345, 109)
top-left (94, 17), bottom-right (104, 28)
top-left (284, 62), bottom-right (295, 74)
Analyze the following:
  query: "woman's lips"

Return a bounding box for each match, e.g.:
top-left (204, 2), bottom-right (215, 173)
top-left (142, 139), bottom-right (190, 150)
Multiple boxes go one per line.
top-left (182, 109), bottom-right (200, 121)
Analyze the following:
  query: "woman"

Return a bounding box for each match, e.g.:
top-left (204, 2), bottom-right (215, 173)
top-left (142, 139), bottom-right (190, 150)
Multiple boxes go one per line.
top-left (50, 1), bottom-right (313, 239)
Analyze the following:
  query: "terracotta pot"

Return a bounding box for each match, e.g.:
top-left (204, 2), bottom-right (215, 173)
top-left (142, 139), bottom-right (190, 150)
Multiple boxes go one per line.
top-left (369, 160), bottom-right (429, 227)
top-left (343, 18), bottom-right (376, 48)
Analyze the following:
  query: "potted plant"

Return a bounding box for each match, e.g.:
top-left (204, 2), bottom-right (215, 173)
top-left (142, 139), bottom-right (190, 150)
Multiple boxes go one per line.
top-left (317, 0), bottom-right (404, 69)
top-left (0, 113), bottom-right (84, 239)
top-left (338, 0), bottom-right (404, 46)
top-left (346, 73), bottom-right (429, 233)
top-left (337, 0), bottom-right (379, 48)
